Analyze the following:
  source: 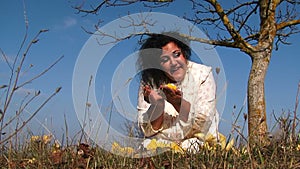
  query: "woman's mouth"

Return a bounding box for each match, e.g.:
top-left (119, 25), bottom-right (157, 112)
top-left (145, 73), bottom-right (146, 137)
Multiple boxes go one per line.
top-left (170, 67), bottom-right (180, 74)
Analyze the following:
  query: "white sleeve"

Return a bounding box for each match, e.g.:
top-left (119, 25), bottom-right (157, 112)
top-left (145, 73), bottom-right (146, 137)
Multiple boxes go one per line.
top-left (191, 68), bottom-right (218, 135)
top-left (137, 84), bottom-right (179, 137)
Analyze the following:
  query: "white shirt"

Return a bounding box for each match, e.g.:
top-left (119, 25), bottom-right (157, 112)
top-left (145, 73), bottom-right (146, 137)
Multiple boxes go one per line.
top-left (137, 61), bottom-right (219, 143)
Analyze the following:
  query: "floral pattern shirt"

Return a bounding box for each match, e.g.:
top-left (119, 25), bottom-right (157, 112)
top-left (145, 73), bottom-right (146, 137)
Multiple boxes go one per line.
top-left (137, 61), bottom-right (219, 142)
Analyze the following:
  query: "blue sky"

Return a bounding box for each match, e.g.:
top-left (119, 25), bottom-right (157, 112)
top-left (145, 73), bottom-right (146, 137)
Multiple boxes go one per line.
top-left (0, 0), bottom-right (299, 143)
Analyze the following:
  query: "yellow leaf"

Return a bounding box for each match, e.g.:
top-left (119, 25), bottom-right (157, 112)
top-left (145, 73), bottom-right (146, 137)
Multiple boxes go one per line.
top-left (27, 158), bottom-right (36, 164)
top-left (146, 139), bottom-right (184, 154)
top-left (165, 83), bottom-right (177, 90)
top-left (170, 142), bottom-right (184, 154)
top-left (297, 144), bottom-right (300, 151)
top-left (194, 133), bottom-right (205, 141)
top-left (194, 132), bottom-right (234, 151)
top-left (111, 142), bottom-right (134, 155)
top-left (42, 135), bottom-right (52, 144)
top-left (30, 135), bottom-right (40, 142)
top-left (225, 139), bottom-right (234, 151)
top-left (147, 139), bottom-right (168, 149)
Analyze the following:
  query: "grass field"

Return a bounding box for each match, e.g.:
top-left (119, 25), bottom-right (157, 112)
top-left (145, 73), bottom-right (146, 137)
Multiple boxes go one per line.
top-left (1, 120), bottom-right (300, 169)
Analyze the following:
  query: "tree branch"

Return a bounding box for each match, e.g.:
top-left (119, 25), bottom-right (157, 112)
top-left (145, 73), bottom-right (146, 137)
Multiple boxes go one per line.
top-left (0, 87), bottom-right (61, 145)
top-left (206, 0), bottom-right (255, 54)
top-left (15, 55), bottom-right (64, 91)
top-left (179, 33), bottom-right (240, 49)
top-left (276, 19), bottom-right (300, 30)
top-left (74, 0), bottom-right (172, 15)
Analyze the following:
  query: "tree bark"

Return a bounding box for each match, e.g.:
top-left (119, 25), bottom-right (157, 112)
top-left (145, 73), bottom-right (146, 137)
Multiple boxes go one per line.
top-left (246, 0), bottom-right (277, 145)
top-left (247, 53), bottom-right (271, 144)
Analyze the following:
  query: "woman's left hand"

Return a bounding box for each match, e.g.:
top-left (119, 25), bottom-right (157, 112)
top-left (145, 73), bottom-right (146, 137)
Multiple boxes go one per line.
top-left (160, 85), bottom-right (182, 108)
top-left (160, 85), bottom-right (191, 122)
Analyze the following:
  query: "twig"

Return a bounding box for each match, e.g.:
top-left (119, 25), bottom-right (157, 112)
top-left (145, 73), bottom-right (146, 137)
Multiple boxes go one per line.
top-left (0, 92), bottom-right (39, 131)
top-left (0, 87), bottom-right (61, 145)
top-left (1, 29), bottom-right (49, 123)
top-left (15, 55), bottom-right (64, 90)
top-left (79, 75), bottom-right (93, 143)
top-left (292, 81), bottom-right (300, 140)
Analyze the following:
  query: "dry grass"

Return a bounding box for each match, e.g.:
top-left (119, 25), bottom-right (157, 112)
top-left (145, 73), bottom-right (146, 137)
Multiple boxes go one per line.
top-left (1, 82), bottom-right (300, 168)
top-left (0, 123), bottom-right (300, 169)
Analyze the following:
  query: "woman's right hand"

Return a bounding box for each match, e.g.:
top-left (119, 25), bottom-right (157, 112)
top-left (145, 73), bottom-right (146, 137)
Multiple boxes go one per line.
top-left (143, 85), bottom-right (164, 105)
top-left (143, 85), bottom-right (165, 129)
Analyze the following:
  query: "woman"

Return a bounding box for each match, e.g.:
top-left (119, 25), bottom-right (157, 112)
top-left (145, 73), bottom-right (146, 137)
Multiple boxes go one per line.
top-left (137, 32), bottom-right (219, 150)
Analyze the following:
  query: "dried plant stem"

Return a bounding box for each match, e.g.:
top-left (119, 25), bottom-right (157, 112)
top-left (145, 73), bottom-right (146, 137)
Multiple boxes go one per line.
top-left (292, 82), bottom-right (300, 140)
top-left (0, 87), bottom-right (61, 145)
top-left (0, 92), bottom-right (39, 131)
top-left (2, 30), bottom-right (48, 120)
top-left (79, 75), bottom-right (93, 143)
top-left (15, 55), bottom-right (64, 90)
top-left (0, 6), bottom-right (62, 143)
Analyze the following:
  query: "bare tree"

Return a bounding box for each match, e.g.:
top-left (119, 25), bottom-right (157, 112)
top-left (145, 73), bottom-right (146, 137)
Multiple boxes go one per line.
top-left (0, 6), bottom-right (62, 145)
top-left (74, 0), bottom-right (300, 145)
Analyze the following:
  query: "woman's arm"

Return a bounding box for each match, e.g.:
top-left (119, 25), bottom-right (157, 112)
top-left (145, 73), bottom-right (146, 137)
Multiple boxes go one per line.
top-left (176, 99), bottom-right (191, 122)
top-left (137, 85), bottom-right (166, 137)
top-left (192, 69), bottom-right (217, 135)
top-left (147, 102), bottom-right (164, 130)
top-left (161, 87), bottom-right (191, 122)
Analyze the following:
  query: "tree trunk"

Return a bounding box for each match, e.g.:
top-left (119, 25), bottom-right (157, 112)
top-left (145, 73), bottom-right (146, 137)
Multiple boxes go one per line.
top-left (247, 52), bottom-right (271, 144)
top-left (246, 0), bottom-right (278, 145)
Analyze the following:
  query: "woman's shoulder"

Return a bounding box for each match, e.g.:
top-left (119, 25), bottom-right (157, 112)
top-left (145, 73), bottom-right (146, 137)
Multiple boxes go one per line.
top-left (185, 61), bottom-right (213, 85)
top-left (187, 61), bottom-right (212, 74)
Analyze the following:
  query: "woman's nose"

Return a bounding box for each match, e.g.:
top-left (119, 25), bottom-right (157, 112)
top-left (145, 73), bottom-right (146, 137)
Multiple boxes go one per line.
top-left (169, 56), bottom-right (176, 66)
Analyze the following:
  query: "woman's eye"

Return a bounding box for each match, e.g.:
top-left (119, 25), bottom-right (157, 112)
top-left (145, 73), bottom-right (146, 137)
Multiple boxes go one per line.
top-left (160, 56), bottom-right (169, 63)
top-left (173, 51), bottom-right (181, 58)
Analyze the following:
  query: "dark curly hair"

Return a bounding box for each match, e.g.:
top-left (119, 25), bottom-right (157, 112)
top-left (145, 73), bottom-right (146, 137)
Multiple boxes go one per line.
top-left (137, 32), bottom-right (191, 88)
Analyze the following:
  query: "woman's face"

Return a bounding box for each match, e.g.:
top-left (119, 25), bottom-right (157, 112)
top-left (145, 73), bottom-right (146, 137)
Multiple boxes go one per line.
top-left (160, 42), bottom-right (188, 82)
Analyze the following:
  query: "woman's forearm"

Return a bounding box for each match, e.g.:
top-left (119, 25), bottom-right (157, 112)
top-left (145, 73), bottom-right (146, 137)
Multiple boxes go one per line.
top-left (145, 98), bottom-right (191, 130)
top-left (174, 99), bottom-right (190, 122)
top-left (147, 102), bottom-right (164, 130)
